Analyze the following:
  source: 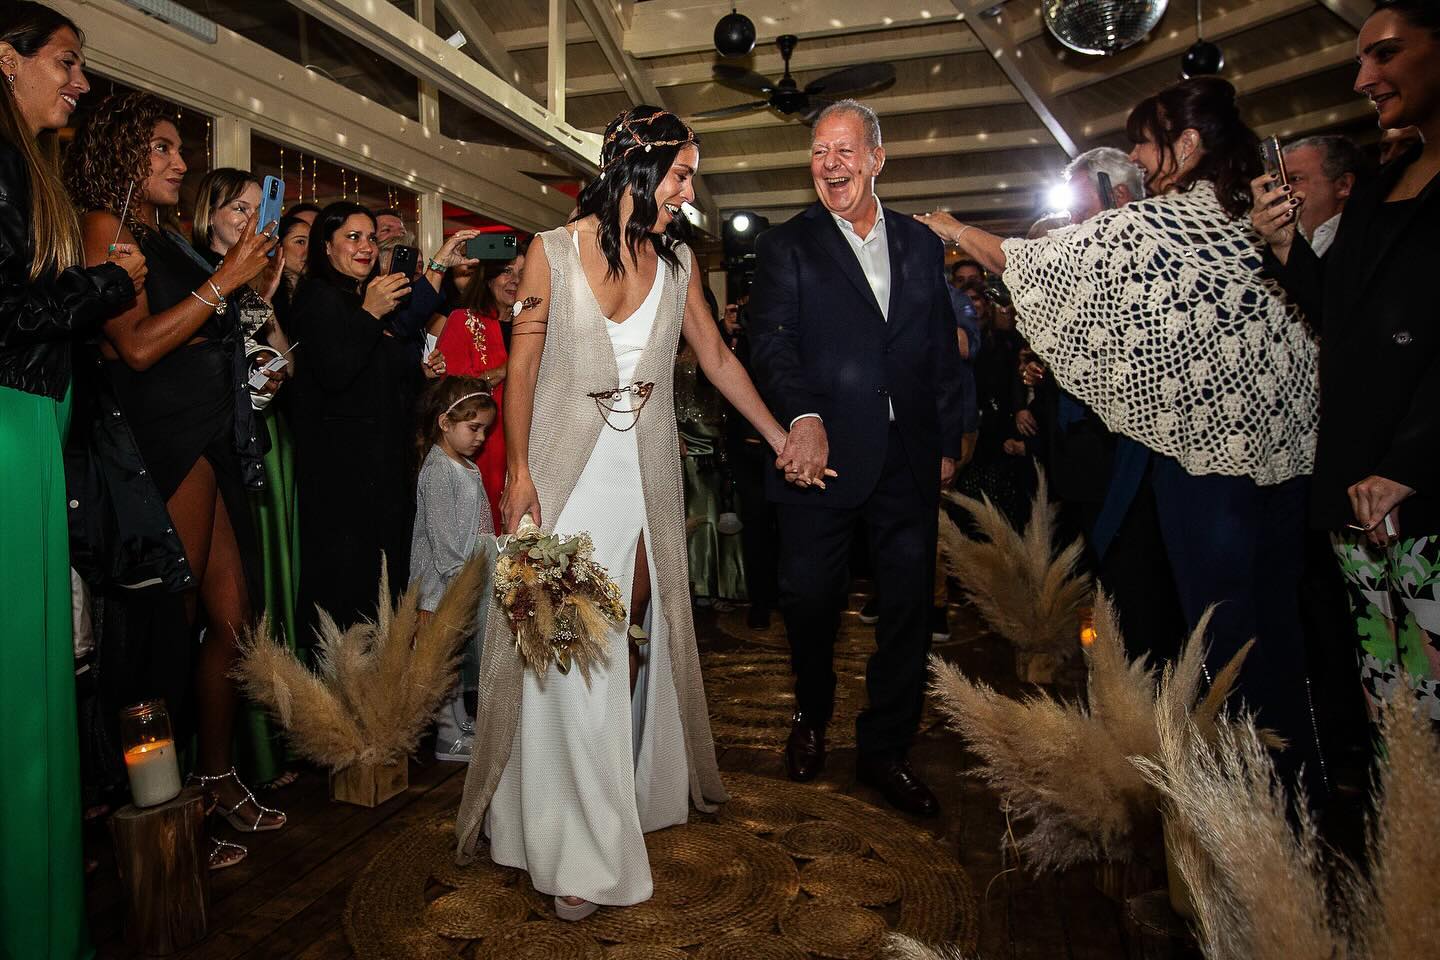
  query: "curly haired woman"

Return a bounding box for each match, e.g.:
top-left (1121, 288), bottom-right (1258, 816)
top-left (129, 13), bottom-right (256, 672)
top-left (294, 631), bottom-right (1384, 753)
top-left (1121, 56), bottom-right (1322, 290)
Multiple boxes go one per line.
top-left (65, 93), bottom-right (285, 869)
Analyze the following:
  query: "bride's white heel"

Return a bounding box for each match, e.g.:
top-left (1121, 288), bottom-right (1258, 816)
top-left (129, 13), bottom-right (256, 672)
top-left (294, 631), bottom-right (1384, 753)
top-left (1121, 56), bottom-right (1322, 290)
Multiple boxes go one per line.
top-left (554, 896), bottom-right (598, 922)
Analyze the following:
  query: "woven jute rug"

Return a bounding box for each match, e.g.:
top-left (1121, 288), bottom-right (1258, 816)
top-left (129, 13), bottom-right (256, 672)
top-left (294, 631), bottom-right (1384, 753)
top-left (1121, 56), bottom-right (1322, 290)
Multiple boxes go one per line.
top-left (344, 773), bottom-right (977, 959)
top-left (704, 608), bottom-right (963, 750)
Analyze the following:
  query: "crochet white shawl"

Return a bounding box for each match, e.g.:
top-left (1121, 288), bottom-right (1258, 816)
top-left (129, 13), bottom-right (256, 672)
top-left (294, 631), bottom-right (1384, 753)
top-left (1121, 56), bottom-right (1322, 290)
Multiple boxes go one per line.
top-left (1003, 182), bottom-right (1318, 485)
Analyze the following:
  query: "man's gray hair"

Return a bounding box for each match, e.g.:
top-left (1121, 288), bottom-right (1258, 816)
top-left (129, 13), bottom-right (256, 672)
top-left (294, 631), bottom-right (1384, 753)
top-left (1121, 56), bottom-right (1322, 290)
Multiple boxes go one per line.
top-left (1283, 134), bottom-right (1363, 181)
top-left (1064, 147), bottom-right (1146, 199)
top-left (811, 99), bottom-right (883, 149)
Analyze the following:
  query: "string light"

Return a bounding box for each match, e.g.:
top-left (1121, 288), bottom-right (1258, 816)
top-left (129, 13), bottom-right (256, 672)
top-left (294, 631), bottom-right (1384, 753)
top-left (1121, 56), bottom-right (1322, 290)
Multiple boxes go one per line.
top-left (280, 147), bottom-right (286, 205)
top-left (205, 117), bottom-right (212, 170)
top-left (311, 157), bottom-right (318, 204)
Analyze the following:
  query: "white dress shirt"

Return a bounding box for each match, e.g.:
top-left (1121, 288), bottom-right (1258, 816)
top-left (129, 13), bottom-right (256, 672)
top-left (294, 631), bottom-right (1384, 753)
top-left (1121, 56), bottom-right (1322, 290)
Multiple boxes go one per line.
top-left (1307, 211), bottom-right (1342, 257)
top-left (792, 198), bottom-right (893, 427)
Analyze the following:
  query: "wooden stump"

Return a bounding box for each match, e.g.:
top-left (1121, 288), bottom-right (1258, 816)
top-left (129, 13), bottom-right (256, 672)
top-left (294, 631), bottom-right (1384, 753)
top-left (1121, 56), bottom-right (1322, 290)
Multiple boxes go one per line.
top-left (109, 788), bottom-right (210, 955)
top-left (330, 759), bottom-right (408, 807)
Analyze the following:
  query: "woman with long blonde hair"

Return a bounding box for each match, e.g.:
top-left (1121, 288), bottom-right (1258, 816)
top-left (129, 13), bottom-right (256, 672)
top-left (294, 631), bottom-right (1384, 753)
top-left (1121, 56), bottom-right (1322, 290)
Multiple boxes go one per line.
top-left (0, 3), bottom-right (145, 956)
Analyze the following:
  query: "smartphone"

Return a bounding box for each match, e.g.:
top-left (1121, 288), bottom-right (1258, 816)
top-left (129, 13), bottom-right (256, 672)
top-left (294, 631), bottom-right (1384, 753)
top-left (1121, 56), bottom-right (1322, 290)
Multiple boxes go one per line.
top-left (247, 341), bottom-right (298, 390)
top-left (389, 244), bottom-right (420, 277)
top-left (1260, 136), bottom-right (1288, 189)
top-left (466, 233), bottom-right (518, 260)
top-left (1096, 171), bottom-right (1116, 210)
top-left (259, 176), bottom-right (284, 256)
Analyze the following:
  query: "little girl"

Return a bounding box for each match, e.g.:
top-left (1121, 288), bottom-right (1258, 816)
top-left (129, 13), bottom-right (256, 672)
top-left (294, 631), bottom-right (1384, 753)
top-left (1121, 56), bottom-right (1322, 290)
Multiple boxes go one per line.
top-left (410, 376), bottom-right (498, 761)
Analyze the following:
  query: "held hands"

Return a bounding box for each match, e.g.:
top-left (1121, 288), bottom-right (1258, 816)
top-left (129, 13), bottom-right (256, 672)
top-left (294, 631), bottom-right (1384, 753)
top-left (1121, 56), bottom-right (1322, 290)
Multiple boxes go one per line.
top-left (430, 229), bottom-right (482, 271)
top-left (214, 211), bottom-right (279, 293)
top-left (1015, 409), bottom-right (1039, 437)
top-left (363, 272), bottom-right (411, 319)
top-left (1248, 173), bottom-right (1303, 260)
top-left (501, 474), bottom-right (541, 533)
top-left (1347, 475), bottom-right (1414, 547)
top-left (776, 417), bottom-right (838, 490)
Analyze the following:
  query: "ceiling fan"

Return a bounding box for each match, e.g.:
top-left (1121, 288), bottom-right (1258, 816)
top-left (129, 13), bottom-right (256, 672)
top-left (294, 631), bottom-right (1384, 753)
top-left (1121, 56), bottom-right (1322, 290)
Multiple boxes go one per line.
top-left (691, 34), bottom-right (896, 124)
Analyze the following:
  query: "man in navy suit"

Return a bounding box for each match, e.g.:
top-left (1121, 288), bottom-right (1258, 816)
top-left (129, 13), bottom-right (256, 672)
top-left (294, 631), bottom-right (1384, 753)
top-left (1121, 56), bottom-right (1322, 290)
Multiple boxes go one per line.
top-left (749, 100), bottom-right (965, 816)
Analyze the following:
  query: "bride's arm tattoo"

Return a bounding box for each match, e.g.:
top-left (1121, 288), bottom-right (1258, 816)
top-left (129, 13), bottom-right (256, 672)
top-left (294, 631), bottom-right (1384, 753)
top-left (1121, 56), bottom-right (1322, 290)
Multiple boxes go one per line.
top-left (512, 296), bottom-right (548, 336)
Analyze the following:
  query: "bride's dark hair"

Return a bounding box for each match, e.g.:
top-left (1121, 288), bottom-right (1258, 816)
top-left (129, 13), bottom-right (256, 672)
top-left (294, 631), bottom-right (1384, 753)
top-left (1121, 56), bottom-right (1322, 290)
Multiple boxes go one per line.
top-left (571, 105), bottom-right (698, 279)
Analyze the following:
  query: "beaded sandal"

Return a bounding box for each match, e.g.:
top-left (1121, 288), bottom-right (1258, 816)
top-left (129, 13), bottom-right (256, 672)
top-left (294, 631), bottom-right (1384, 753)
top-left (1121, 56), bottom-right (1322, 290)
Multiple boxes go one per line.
top-left (207, 837), bottom-right (248, 871)
top-left (188, 767), bottom-right (287, 832)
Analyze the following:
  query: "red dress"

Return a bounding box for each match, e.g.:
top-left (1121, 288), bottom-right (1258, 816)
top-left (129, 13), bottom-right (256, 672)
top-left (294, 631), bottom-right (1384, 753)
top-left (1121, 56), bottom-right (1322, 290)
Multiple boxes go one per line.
top-left (436, 307), bottom-right (506, 520)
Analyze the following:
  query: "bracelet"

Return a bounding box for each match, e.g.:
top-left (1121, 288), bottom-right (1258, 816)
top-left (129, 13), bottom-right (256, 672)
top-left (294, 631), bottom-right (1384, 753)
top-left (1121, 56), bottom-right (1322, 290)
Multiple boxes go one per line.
top-left (953, 224), bottom-right (973, 247)
top-left (207, 279), bottom-right (225, 300)
top-left (190, 289), bottom-right (223, 313)
top-left (427, 257), bottom-right (447, 273)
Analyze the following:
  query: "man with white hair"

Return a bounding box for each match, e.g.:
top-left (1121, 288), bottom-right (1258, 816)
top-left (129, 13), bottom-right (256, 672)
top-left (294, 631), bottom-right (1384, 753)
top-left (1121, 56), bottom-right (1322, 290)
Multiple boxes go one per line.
top-left (749, 100), bottom-right (965, 816)
top-left (1063, 146), bottom-right (1146, 223)
top-left (1282, 135), bottom-right (1361, 257)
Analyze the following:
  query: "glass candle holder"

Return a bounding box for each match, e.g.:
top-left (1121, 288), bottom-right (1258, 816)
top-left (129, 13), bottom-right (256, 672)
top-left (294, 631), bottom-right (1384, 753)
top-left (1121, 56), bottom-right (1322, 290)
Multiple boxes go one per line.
top-left (120, 700), bottom-right (182, 808)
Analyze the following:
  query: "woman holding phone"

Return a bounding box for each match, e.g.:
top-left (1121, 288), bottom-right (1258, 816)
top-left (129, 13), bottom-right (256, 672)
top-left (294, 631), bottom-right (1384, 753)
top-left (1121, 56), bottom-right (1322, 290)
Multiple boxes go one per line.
top-left (192, 167), bottom-right (301, 787)
top-left (916, 77), bottom-right (1321, 780)
top-left (1, 4), bottom-right (144, 954)
top-left (436, 250), bottom-right (524, 519)
top-left (67, 93), bottom-right (285, 869)
top-left (287, 204), bottom-right (475, 636)
top-left (1252, 0), bottom-right (1440, 721)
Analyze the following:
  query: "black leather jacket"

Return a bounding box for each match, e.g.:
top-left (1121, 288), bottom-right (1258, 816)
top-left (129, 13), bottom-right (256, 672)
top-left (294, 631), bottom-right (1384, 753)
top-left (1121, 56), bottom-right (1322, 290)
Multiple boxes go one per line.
top-left (0, 137), bottom-right (133, 400)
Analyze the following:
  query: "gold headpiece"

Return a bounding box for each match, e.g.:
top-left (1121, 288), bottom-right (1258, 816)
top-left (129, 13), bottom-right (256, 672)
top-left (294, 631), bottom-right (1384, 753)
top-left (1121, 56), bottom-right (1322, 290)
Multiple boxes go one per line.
top-left (597, 109), bottom-right (696, 180)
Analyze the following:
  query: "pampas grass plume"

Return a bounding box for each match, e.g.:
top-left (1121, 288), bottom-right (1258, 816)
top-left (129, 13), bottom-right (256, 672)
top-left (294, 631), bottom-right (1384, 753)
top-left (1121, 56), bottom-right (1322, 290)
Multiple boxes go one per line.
top-left (883, 933), bottom-right (976, 959)
top-left (940, 468), bottom-right (1090, 656)
top-left (234, 551), bottom-right (490, 769)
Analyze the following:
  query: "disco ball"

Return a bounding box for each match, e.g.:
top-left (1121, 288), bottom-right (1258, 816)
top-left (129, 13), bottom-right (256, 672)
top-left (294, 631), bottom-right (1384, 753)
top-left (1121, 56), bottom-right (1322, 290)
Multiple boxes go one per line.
top-left (1043, 0), bottom-right (1169, 56)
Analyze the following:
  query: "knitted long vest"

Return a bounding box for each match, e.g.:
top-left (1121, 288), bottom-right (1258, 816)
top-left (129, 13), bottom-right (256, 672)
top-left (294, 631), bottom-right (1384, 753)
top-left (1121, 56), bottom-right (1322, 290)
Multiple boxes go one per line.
top-left (455, 227), bottom-right (728, 864)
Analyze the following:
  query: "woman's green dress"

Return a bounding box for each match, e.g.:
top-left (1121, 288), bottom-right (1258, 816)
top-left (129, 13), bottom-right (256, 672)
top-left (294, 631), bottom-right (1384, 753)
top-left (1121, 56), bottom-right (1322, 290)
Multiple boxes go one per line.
top-left (237, 407), bottom-right (300, 783)
top-left (0, 385), bottom-right (92, 960)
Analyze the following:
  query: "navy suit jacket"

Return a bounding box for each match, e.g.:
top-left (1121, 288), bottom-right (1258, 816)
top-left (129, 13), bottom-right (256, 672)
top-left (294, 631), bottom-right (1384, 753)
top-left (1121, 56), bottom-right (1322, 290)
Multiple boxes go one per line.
top-left (749, 201), bottom-right (966, 509)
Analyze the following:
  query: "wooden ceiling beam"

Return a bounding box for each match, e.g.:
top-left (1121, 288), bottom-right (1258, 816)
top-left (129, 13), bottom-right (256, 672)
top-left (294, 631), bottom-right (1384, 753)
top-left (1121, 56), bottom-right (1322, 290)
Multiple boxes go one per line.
top-left (564, 29), bottom-right (984, 98)
top-left (1048, 0), bottom-right (1317, 97)
top-left (723, 170), bottom-right (1048, 210)
top-left (435, 0), bottom-right (532, 90)
top-left (704, 128), bottom-right (1052, 174)
top-left (570, 0), bottom-right (716, 229)
top-left (689, 86), bottom-right (1023, 134)
top-left (626, 0), bottom-right (965, 58)
top-left (955, 2), bottom-right (1081, 157)
top-left (1253, 98), bottom-right (1377, 138)
top-left (1079, 40), bottom-right (1357, 138)
top-left (282, 0), bottom-right (601, 169)
top-left (1317, 0), bottom-right (1372, 30)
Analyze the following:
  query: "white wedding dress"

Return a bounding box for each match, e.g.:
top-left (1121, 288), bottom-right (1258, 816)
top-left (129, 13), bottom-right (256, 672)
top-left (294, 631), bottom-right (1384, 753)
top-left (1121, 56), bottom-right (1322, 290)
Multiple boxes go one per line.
top-left (484, 231), bottom-right (690, 905)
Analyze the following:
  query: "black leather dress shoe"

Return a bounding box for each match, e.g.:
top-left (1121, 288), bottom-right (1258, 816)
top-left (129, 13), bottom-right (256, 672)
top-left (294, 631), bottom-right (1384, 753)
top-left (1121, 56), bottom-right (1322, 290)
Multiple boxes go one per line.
top-left (785, 715), bottom-right (826, 782)
top-left (856, 755), bottom-right (940, 817)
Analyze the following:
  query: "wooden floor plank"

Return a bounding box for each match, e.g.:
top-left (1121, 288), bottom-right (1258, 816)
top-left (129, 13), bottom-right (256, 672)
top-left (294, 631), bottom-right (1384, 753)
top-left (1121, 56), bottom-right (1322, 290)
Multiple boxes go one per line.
top-left (85, 599), bottom-right (1202, 959)
top-left (170, 762), bottom-right (461, 960)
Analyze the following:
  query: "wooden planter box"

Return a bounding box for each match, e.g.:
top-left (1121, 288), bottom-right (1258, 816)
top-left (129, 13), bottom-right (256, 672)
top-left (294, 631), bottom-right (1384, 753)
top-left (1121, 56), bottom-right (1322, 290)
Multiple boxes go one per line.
top-left (110, 788), bottom-right (210, 955)
top-left (330, 759), bottom-right (408, 807)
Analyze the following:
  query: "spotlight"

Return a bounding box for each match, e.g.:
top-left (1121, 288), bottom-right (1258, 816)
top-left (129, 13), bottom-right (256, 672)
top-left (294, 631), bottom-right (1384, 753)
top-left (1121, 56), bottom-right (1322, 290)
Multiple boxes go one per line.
top-left (1045, 182), bottom-right (1073, 215)
top-left (714, 7), bottom-right (756, 58)
top-left (731, 213), bottom-right (753, 233)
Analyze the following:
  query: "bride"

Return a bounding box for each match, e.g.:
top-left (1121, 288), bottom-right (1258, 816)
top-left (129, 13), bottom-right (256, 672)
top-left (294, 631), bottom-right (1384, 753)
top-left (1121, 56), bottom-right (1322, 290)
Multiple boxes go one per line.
top-left (454, 106), bottom-right (809, 919)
